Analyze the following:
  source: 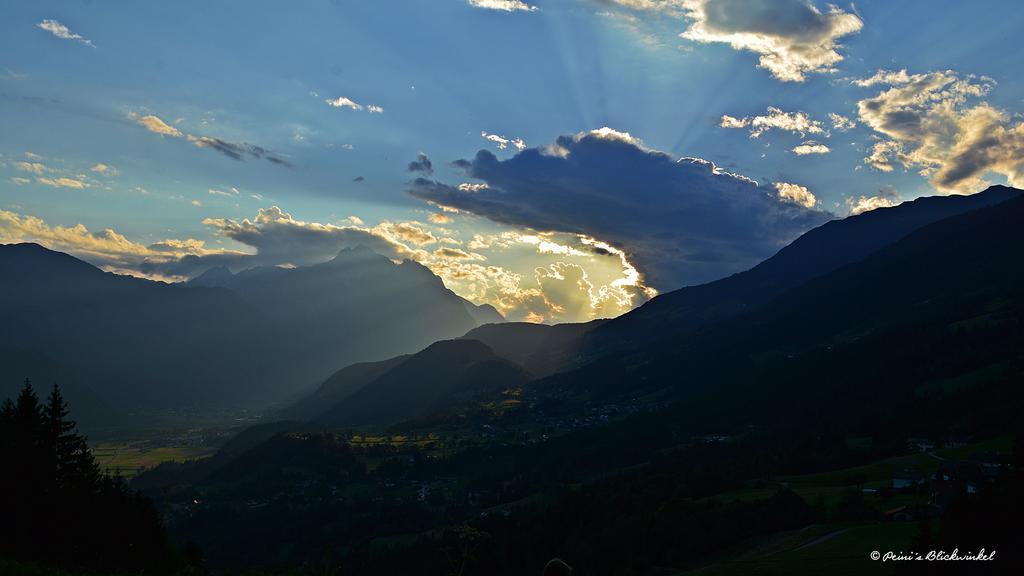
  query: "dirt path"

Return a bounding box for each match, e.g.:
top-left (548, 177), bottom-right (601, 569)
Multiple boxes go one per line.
top-left (794, 528), bottom-right (850, 551)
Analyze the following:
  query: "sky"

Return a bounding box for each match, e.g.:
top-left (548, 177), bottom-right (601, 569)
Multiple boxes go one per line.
top-left (2, 0), bottom-right (1023, 323)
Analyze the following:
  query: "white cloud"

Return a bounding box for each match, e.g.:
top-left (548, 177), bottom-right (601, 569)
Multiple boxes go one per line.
top-left (720, 107), bottom-right (825, 138)
top-left (481, 131), bottom-right (527, 151)
top-left (131, 114), bottom-right (182, 137)
top-left (37, 19), bottom-right (95, 48)
top-left (854, 69), bottom-right (1024, 193)
top-left (90, 163), bottom-right (118, 176)
top-left (37, 176), bottom-right (88, 189)
top-left (774, 182), bottom-right (817, 208)
top-left (325, 96), bottom-right (384, 114)
top-left (679, 0), bottom-right (862, 82)
top-left (829, 113), bottom-right (857, 131)
top-left (325, 96), bottom-right (363, 110)
top-left (0, 209), bottom-right (229, 281)
top-left (15, 161), bottom-right (49, 175)
top-left (467, 0), bottom-right (538, 12)
top-left (846, 185), bottom-right (902, 215)
top-left (792, 141), bottom-right (830, 155)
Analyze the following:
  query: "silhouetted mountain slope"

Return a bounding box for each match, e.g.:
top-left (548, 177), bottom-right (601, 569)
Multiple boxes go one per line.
top-left (279, 355), bottom-right (410, 421)
top-left (0, 347), bottom-right (110, 427)
top-left (448, 187), bottom-right (1021, 377)
top-left (0, 243), bottom-right (273, 411)
top-left (581, 184), bottom-right (1019, 354)
top-left (316, 339), bottom-right (529, 428)
top-left (0, 243), bottom-right (502, 426)
top-left (134, 195), bottom-right (1024, 575)
top-left (461, 320), bottom-right (605, 377)
top-left (187, 247), bottom-right (502, 391)
top-left (463, 301), bottom-right (505, 326)
top-left (539, 191), bottom-right (1024, 430)
top-left (582, 185), bottom-right (1022, 357)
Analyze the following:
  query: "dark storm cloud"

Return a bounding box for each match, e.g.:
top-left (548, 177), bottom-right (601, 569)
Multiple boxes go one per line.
top-left (407, 153), bottom-right (434, 175)
top-left (188, 135), bottom-right (292, 167)
top-left (409, 129), bottom-right (833, 289)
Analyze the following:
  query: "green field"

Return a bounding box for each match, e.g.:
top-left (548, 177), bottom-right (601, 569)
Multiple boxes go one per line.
top-left (91, 442), bottom-right (214, 478)
top-left (677, 436), bottom-right (1015, 575)
top-left (681, 522), bottom-right (918, 576)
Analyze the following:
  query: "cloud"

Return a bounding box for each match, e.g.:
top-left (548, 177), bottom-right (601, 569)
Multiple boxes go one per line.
top-left (37, 19), bottom-right (94, 48)
top-left (36, 176), bottom-right (88, 189)
top-left (208, 187), bottom-right (240, 197)
top-left (325, 96), bottom-right (362, 110)
top-left (10, 177), bottom-right (31, 185)
top-left (0, 209), bottom-right (230, 280)
top-left (846, 184), bottom-right (901, 215)
top-left (15, 161), bottom-right (49, 175)
top-left (678, 0), bottom-right (862, 82)
top-left (467, 0), bottom-right (538, 12)
top-left (132, 114), bottom-right (182, 137)
top-left (720, 106), bottom-right (825, 138)
top-left (385, 221), bottom-right (437, 246)
top-left (186, 135), bottom-right (292, 167)
top-left (481, 131), bottom-right (527, 151)
top-left (854, 69), bottom-right (1024, 193)
top-left (829, 113), bottom-right (856, 131)
top-left (407, 153), bottom-right (434, 175)
top-left (90, 163), bottom-right (117, 175)
top-left (774, 182), bottom-right (817, 208)
top-left (409, 127), bottom-right (831, 289)
top-left (325, 96), bottom-right (383, 113)
top-left (433, 247), bottom-right (484, 260)
top-left (428, 213), bottom-right (453, 224)
top-left (1, 204), bottom-right (646, 323)
top-left (792, 141), bottom-right (830, 155)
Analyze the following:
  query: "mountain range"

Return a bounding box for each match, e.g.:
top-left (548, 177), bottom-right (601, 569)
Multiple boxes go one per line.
top-left (278, 185), bottom-right (1022, 430)
top-left (0, 244), bottom-right (502, 430)
top-left (132, 185), bottom-right (1024, 573)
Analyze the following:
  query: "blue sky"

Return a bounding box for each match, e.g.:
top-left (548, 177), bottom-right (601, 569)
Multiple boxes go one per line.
top-left (2, 0), bottom-right (1023, 322)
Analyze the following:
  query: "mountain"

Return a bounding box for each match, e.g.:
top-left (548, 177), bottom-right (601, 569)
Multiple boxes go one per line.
top-left (280, 186), bottom-right (1024, 432)
top-left (137, 191), bottom-right (1024, 575)
top-left (315, 339), bottom-right (529, 428)
top-left (461, 320), bottom-right (604, 377)
top-left (582, 185), bottom-right (1022, 357)
top-left (0, 243), bottom-right (271, 412)
top-left (536, 190), bottom-right (1024, 430)
top-left (463, 301), bottom-right (505, 326)
top-left (452, 186), bottom-right (1022, 375)
top-left (0, 243), bottom-right (502, 429)
top-left (187, 246), bottom-right (503, 392)
top-left (278, 355), bottom-right (410, 421)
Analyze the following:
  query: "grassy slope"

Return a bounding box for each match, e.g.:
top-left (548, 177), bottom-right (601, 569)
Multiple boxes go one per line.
top-left (679, 436), bottom-right (1012, 575)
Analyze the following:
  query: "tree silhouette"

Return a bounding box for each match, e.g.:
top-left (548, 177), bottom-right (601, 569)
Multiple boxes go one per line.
top-left (0, 379), bottom-right (180, 573)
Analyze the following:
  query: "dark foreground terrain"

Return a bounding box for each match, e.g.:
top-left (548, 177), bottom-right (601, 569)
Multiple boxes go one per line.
top-left (4, 187), bottom-right (1024, 575)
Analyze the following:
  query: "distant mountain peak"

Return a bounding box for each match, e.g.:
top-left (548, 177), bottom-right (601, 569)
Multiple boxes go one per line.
top-left (188, 265), bottom-right (235, 287)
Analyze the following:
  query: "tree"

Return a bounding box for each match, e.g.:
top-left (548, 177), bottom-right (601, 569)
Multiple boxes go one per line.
top-left (44, 383), bottom-right (98, 491)
top-left (1, 379), bottom-right (176, 573)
